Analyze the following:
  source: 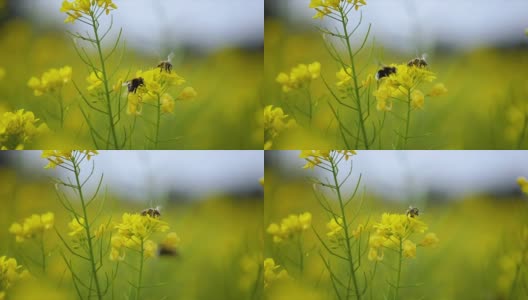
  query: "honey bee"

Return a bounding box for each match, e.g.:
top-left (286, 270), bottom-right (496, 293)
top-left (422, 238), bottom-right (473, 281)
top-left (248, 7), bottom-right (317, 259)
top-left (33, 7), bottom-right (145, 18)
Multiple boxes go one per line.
top-left (140, 207), bottom-right (161, 218)
top-left (126, 77), bottom-right (144, 94)
top-left (158, 245), bottom-right (179, 257)
top-left (375, 66), bottom-right (397, 80)
top-left (157, 52), bottom-right (174, 73)
top-left (407, 54), bottom-right (428, 68)
top-left (406, 206), bottom-right (419, 218)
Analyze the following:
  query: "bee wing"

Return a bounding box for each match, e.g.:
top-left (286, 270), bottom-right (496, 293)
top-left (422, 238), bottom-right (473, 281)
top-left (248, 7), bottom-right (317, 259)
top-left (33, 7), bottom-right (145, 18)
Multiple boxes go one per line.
top-left (167, 52), bottom-right (175, 63)
top-left (421, 53), bottom-right (428, 61)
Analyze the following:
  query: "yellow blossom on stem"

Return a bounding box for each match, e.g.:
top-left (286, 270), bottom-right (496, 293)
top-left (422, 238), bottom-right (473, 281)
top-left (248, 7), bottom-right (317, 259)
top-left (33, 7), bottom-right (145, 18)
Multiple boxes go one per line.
top-left (0, 110), bottom-right (49, 150)
top-left (299, 150), bottom-right (356, 169)
top-left (41, 150), bottom-right (98, 169)
top-left (326, 217), bottom-right (343, 237)
top-left (429, 83), bottom-right (448, 96)
top-left (178, 86), bottom-right (197, 100)
top-left (60, 0), bottom-right (117, 23)
top-left (420, 232), bottom-right (439, 247)
top-left (68, 217), bottom-right (85, 238)
top-left (276, 62), bottom-right (321, 93)
top-left (309, 0), bottom-right (367, 19)
top-left (517, 176), bottom-right (528, 194)
top-left (9, 213), bottom-right (55, 242)
top-left (263, 258), bottom-right (288, 288)
top-left (402, 239), bottom-right (416, 258)
top-left (27, 66), bottom-right (72, 96)
top-left (411, 90), bottom-right (425, 110)
top-left (266, 212), bottom-right (312, 243)
top-left (0, 256), bottom-right (27, 293)
top-left (264, 105), bottom-right (296, 150)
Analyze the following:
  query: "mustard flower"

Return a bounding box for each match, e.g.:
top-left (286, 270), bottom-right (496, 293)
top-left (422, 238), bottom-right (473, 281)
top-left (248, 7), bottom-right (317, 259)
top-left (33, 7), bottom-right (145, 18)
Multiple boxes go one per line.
top-left (0, 110), bottom-right (49, 150)
top-left (115, 213), bottom-right (169, 240)
top-left (143, 240), bottom-right (157, 258)
top-left (160, 94), bottom-right (175, 114)
top-left (263, 258), bottom-right (289, 288)
top-left (266, 212), bottom-right (312, 243)
top-left (299, 150), bottom-right (356, 169)
top-left (27, 66), bottom-right (72, 96)
top-left (309, 0), bottom-right (367, 19)
top-left (326, 217), bottom-right (343, 238)
top-left (178, 86), bottom-right (198, 100)
top-left (68, 217), bottom-right (85, 238)
top-left (373, 63), bottom-right (441, 112)
top-left (336, 67), bottom-right (353, 88)
top-left (9, 212), bottom-right (55, 243)
top-left (264, 105), bottom-right (296, 150)
top-left (86, 71), bottom-right (104, 93)
top-left (276, 62), bottom-right (320, 93)
top-left (41, 150), bottom-right (98, 169)
top-left (160, 232), bottom-right (181, 251)
top-left (517, 176), bottom-right (528, 194)
top-left (60, 0), bottom-right (117, 23)
top-left (0, 256), bottom-right (28, 295)
top-left (368, 212), bottom-right (435, 262)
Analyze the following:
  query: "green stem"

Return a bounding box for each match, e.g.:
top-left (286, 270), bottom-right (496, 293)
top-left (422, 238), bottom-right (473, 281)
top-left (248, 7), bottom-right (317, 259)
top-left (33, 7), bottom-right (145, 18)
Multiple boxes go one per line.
top-left (155, 95), bottom-right (161, 149)
top-left (58, 94), bottom-right (65, 129)
top-left (73, 157), bottom-right (103, 300)
top-left (394, 238), bottom-right (403, 300)
top-left (517, 114), bottom-right (528, 149)
top-left (331, 157), bottom-right (361, 300)
top-left (297, 235), bottom-right (304, 275)
top-left (90, 12), bottom-right (119, 149)
top-left (136, 240), bottom-right (145, 300)
top-left (40, 233), bottom-right (47, 273)
top-left (403, 90), bottom-right (412, 150)
top-left (339, 7), bottom-right (369, 149)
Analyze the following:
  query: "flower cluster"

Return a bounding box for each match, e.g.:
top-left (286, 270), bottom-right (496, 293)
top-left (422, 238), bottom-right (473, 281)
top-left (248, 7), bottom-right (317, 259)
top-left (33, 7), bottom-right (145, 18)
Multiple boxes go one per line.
top-left (276, 62), bottom-right (321, 93)
top-left (9, 213), bottom-right (55, 243)
top-left (326, 217), bottom-right (363, 240)
top-left (518, 177), bottom-right (528, 194)
top-left (0, 110), bottom-right (48, 150)
top-left (368, 213), bottom-right (438, 261)
top-left (60, 0), bottom-right (117, 23)
top-left (27, 66), bottom-right (72, 96)
top-left (0, 256), bottom-right (28, 296)
top-left (110, 213), bottom-right (170, 261)
top-left (299, 150), bottom-right (356, 169)
top-left (266, 212), bottom-right (312, 243)
top-left (309, 0), bottom-right (367, 19)
top-left (263, 258), bottom-right (288, 288)
top-left (126, 69), bottom-right (194, 115)
top-left (373, 64), bottom-right (447, 111)
top-left (41, 150), bottom-right (98, 169)
top-left (264, 105), bottom-right (296, 150)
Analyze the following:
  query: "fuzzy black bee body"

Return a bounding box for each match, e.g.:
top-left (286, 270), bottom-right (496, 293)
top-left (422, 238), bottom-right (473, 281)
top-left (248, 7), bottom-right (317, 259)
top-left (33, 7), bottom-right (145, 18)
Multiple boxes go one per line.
top-left (406, 206), bottom-right (419, 218)
top-left (140, 207), bottom-right (161, 218)
top-left (127, 77), bottom-right (144, 93)
top-left (375, 66), bottom-right (397, 80)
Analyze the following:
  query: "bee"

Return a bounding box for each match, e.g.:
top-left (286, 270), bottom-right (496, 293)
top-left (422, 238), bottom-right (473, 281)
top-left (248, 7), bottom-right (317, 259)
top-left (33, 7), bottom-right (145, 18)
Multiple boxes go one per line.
top-left (140, 207), bottom-right (161, 218)
top-left (407, 54), bottom-right (428, 68)
top-left (157, 52), bottom-right (174, 73)
top-left (406, 206), bottom-right (419, 218)
top-left (375, 66), bottom-right (397, 80)
top-left (126, 77), bottom-right (144, 94)
top-left (158, 245), bottom-right (179, 257)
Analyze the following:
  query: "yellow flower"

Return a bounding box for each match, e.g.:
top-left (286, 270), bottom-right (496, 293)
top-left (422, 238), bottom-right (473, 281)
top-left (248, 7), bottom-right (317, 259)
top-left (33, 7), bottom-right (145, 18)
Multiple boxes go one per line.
top-left (61, 0), bottom-right (117, 23)
top-left (68, 217), bottom-right (85, 238)
top-left (263, 258), bottom-right (288, 288)
top-left (402, 239), bottom-right (416, 258)
top-left (326, 217), bottom-right (343, 237)
top-left (86, 71), bottom-right (104, 92)
top-left (160, 94), bottom-right (175, 114)
top-left (264, 105), bottom-right (296, 149)
top-left (110, 236), bottom-right (125, 261)
top-left (27, 66), bottom-right (72, 96)
top-left (336, 67), bottom-right (352, 87)
top-left (368, 247), bottom-right (383, 261)
top-left (276, 62), bottom-right (321, 93)
top-left (310, 0), bottom-right (366, 19)
top-left (266, 212), bottom-right (312, 243)
top-left (352, 224), bottom-right (364, 239)
top-left (411, 90), bottom-right (425, 110)
top-left (178, 86), bottom-right (197, 100)
top-left (0, 256), bottom-right (27, 292)
top-left (517, 176), bottom-right (528, 194)
top-left (161, 232), bottom-right (181, 249)
top-left (299, 150), bottom-right (356, 169)
top-left (41, 150), bottom-right (98, 169)
top-left (0, 110), bottom-right (48, 150)
top-left (9, 212), bottom-right (55, 242)
top-left (115, 213), bottom-right (169, 240)
top-left (144, 240), bottom-right (157, 258)
top-left (429, 83), bottom-right (448, 96)
top-left (420, 232), bottom-right (439, 247)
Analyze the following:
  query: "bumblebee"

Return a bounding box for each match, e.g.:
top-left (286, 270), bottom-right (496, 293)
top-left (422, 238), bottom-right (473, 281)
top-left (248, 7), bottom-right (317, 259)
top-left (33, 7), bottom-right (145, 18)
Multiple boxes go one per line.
top-left (406, 206), bottom-right (419, 218)
top-left (127, 77), bottom-right (144, 93)
top-left (375, 66), bottom-right (397, 80)
top-left (158, 245), bottom-right (179, 257)
top-left (157, 52), bottom-right (174, 73)
top-left (140, 207), bottom-right (161, 218)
